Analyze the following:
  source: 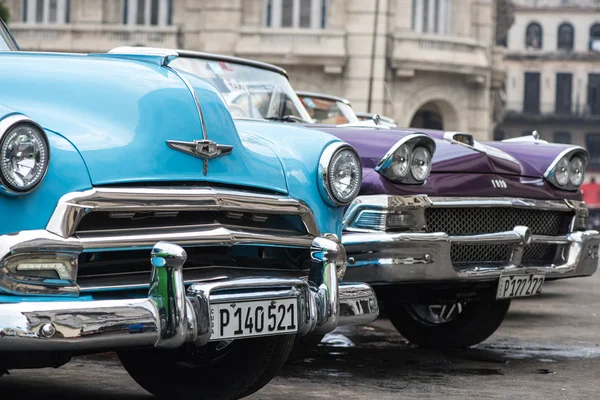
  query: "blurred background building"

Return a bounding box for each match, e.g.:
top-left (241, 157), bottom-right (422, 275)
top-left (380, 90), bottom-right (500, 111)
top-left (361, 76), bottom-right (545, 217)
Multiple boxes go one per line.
top-left (2, 0), bottom-right (501, 140)
top-left (495, 0), bottom-right (600, 178)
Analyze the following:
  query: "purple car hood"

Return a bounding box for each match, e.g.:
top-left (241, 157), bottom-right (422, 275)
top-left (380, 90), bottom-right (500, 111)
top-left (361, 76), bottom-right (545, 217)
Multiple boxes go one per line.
top-left (309, 125), bottom-right (565, 178)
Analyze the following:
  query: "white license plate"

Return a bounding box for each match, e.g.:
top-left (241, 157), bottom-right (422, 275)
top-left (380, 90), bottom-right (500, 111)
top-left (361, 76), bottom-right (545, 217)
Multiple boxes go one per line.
top-left (496, 274), bottom-right (545, 299)
top-left (210, 298), bottom-right (298, 340)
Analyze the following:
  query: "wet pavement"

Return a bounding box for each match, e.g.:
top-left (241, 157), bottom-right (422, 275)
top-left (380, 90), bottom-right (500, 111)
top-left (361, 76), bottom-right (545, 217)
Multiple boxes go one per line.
top-left (2, 273), bottom-right (600, 399)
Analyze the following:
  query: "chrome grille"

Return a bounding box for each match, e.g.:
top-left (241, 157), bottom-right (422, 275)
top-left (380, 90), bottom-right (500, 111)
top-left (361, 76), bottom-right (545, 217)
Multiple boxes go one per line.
top-left (426, 207), bottom-right (573, 266)
top-left (51, 187), bottom-right (321, 290)
top-left (425, 207), bottom-right (572, 236)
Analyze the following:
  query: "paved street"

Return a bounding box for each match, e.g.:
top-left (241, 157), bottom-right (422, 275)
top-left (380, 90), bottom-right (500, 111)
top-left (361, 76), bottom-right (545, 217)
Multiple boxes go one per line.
top-left (2, 273), bottom-right (600, 399)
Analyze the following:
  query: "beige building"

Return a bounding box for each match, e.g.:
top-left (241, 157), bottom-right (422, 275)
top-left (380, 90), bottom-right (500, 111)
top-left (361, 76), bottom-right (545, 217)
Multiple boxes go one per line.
top-left (3, 0), bottom-right (501, 139)
top-left (498, 0), bottom-right (600, 174)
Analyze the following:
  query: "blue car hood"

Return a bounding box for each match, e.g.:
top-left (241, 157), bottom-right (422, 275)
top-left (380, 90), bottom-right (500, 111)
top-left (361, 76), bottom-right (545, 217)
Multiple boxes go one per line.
top-left (0, 52), bottom-right (288, 194)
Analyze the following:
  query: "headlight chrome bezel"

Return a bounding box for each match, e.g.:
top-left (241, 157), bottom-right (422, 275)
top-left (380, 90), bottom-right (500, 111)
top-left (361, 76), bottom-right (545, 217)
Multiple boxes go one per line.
top-left (318, 142), bottom-right (363, 207)
top-left (544, 147), bottom-right (589, 192)
top-left (0, 114), bottom-right (50, 196)
top-left (375, 133), bottom-right (436, 184)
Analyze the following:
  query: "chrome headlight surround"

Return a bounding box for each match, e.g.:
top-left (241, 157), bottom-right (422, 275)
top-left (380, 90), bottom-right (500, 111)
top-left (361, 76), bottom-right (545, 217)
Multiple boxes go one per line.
top-left (0, 114), bottom-right (50, 196)
top-left (544, 146), bottom-right (589, 192)
top-left (375, 133), bottom-right (436, 184)
top-left (318, 142), bottom-right (363, 207)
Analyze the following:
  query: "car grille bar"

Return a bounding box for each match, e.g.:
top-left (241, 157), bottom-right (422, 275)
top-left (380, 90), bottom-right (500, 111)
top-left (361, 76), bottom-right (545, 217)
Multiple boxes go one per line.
top-left (47, 187), bottom-right (320, 238)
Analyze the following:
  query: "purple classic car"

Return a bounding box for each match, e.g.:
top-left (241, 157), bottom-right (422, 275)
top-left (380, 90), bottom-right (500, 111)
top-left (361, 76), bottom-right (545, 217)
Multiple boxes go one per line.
top-left (113, 47), bottom-right (600, 350)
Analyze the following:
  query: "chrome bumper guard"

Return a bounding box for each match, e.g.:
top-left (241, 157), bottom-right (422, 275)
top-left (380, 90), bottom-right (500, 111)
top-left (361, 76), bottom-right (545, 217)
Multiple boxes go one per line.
top-left (342, 195), bottom-right (600, 284)
top-left (0, 239), bottom-right (379, 351)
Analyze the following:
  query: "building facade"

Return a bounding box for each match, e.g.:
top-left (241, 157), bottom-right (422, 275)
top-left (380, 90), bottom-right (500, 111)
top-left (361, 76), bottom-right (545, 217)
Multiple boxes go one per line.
top-left (3, 0), bottom-right (501, 139)
top-left (498, 0), bottom-right (600, 175)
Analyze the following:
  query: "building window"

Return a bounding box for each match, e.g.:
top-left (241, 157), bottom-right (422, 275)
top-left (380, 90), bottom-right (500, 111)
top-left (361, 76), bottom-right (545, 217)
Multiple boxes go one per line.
top-left (412, 0), bottom-right (451, 34)
top-left (553, 132), bottom-right (571, 144)
top-left (555, 73), bottom-right (572, 114)
top-left (265, 0), bottom-right (327, 29)
top-left (590, 24), bottom-right (600, 52)
top-left (22, 0), bottom-right (69, 23)
top-left (588, 73), bottom-right (600, 115)
top-left (523, 72), bottom-right (541, 114)
top-left (493, 129), bottom-right (505, 141)
top-left (586, 134), bottom-right (600, 167)
top-left (525, 22), bottom-right (542, 49)
top-left (123, 0), bottom-right (171, 26)
top-left (557, 23), bottom-right (574, 51)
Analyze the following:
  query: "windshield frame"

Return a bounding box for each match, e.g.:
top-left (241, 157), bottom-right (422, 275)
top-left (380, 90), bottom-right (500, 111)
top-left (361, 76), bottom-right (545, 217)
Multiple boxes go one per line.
top-left (170, 52), bottom-right (313, 123)
top-left (0, 19), bottom-right (20, 51)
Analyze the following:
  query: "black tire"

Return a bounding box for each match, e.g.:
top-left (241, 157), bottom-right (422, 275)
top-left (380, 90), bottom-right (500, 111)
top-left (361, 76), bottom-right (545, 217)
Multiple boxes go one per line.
top-left (386, 298), bottom-right (511, 349)
top-left (118, 334), bottom-right (295, 400)
top-left (286, 334), bottom-right (325, 363)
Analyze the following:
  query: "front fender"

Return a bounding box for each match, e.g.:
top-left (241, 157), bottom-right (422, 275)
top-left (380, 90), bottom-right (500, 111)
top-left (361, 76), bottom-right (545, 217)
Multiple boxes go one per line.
top-left (0, 112), bottom-right (92, 235)
top-left (235, 120), bottom-right (345, 237)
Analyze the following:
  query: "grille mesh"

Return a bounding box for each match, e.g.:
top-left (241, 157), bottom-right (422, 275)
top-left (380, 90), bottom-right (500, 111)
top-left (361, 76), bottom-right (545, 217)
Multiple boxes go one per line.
top-left (425, 207), bottom-right (571, 236)
top-left (426, 207), bottom-right (573, 266)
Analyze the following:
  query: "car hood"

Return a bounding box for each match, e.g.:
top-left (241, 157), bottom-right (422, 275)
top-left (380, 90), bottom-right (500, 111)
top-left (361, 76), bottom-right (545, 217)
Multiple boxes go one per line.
top-left (0, 52), bottom-right (288, 193)
top-left (309, 125), bottom-right (566, 178)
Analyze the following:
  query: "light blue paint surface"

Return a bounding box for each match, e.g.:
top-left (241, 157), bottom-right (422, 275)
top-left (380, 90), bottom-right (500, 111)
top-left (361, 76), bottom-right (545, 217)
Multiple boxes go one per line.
top-left (0, 52), bottom-right (345, 302)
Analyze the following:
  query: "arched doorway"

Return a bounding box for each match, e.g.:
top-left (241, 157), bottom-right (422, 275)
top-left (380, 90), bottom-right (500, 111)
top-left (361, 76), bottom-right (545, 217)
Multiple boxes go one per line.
top-left (409, 101), bottom-right (445, 130)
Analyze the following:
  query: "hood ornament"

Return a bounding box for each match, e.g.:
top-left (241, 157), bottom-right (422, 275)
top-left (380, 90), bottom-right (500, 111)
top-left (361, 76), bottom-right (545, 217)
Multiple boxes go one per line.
top-left (167, 139), bottom-right (233, 176)
top-left (372, 114), bottom-right (381, 126)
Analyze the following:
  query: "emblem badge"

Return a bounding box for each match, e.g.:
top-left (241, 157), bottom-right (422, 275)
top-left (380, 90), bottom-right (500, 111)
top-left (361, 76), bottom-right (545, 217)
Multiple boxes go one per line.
top-left (491, 179), bottom-right (507, 189)
top-left (167, 139), bottom-right (233, 176)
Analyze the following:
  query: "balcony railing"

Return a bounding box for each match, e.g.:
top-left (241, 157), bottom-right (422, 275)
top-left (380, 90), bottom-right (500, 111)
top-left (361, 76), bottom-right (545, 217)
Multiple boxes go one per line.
top-left (234, 27), bottom-right (347, 74)
top-left (504, 101), bottom-right (600, 121)
top-left (390, 32), bottom-right (490, 79)
top-left (8, 23), bottom-right (179, 53)
top-left (513, 0), bottom-right (600, 7)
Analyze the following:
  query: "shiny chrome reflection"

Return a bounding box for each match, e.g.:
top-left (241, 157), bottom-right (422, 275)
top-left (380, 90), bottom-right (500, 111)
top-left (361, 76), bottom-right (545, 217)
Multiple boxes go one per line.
top-left (47, 187), bottom-right (320, 238)
top-left (0, 238), bottom-right (379, 351)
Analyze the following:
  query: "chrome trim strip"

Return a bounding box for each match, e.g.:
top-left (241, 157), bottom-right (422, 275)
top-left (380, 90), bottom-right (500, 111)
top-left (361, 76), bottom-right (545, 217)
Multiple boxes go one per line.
top-left (428, 197), bottom-right (575, 210)
top-left (46, 187), bottom-right (320, 239)
top-left (165, 66), bottom-right (208, 141)
top-left (76, 225), bottom-right (316, 251)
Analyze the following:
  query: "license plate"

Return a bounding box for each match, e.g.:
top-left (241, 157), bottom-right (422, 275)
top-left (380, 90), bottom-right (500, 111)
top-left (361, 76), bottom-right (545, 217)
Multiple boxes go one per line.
top-left (496, 274), bottom-right (545, 299)
top-left (210, 298), bottom-right (298, 340)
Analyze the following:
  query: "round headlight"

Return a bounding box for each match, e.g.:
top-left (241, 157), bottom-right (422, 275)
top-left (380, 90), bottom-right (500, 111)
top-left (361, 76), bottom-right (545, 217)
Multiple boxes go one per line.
top-left (555, 157), bottom-right (570, 186)
top-left (410, 147), bottom-right (432, 182)
top-left (326, 147), bottom-right (362, 205)
top-left (0, 123), bottom-right (49, 193)
top-left (392, 144), bottom-right (411, 179)
top-left (569, 157), bottom-right (585, 186)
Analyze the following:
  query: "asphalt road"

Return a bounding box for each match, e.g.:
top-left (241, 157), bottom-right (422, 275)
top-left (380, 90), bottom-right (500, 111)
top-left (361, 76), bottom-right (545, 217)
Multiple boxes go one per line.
top-left (2, 273), bottom-right (600, 400)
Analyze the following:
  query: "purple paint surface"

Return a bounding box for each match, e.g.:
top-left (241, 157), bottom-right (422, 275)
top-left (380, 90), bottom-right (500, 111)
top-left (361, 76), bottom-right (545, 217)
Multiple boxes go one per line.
top-left (306, 125), bottom-right (581, 201)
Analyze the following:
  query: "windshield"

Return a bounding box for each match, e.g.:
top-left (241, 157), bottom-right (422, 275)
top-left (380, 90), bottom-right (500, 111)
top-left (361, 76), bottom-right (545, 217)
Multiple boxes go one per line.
top-left (170, 57), bottom-right (312, 122)
top-left (299, 95), bottom-right (359, 124)
top-left (0, 19), bottom-right (18, 51)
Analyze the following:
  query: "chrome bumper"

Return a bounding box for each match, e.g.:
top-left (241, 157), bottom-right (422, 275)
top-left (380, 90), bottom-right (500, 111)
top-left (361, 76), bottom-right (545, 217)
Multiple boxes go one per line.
top-left (342, 195), bottom-right (600, 284)
top-left (0, 239), bottom-right (379, 351)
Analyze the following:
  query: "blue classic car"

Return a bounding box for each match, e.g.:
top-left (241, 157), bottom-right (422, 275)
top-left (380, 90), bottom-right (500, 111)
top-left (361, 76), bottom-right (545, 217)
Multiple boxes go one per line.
top-left (144, 47), bottom-right (599, 353)
top-left (0, 19), bottom-right (378, 399)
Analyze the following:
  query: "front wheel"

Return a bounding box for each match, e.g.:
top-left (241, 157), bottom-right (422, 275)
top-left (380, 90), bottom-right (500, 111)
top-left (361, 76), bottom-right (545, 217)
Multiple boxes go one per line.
top-left (386, 297), bottom-right (511, 349)
top-left (118, 334), bottom-right (295, 400)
